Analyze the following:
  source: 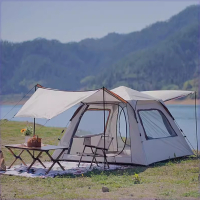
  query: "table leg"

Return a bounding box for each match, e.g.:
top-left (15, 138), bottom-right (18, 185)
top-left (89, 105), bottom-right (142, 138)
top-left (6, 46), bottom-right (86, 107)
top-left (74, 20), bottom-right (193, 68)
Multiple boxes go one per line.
top-left (26, 150), bottom-right (46, 168)
top-left (7, 148), bottom-right (27, 169)
top-left (26, 151), bottom-right (45, 170)
top-left (45, 149), bottom-right (66, 174)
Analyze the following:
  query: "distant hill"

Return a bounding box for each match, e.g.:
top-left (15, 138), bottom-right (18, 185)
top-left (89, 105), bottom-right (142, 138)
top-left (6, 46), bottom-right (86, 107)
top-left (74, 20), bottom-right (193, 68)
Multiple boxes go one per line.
top-left (1, 5), bottom-right (199, 97)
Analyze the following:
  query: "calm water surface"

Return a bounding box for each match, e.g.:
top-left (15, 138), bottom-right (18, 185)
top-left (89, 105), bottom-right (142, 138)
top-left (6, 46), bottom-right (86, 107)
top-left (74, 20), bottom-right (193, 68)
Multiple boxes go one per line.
top-left (0, 104), bottom-right (199, 149)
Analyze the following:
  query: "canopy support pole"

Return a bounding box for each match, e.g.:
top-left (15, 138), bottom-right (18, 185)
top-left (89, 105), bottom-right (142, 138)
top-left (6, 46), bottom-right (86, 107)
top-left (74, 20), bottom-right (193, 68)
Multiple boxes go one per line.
top-left (32, 85), bottom-right (38, 157)
top-left (103, 87), bottom-right (106, 170)
top-left (33, 85), bottom-right (37, 136)
top-left (33, 118), bottom-right (35, 136)
top-left (195, 91), bottom-right (198, 158)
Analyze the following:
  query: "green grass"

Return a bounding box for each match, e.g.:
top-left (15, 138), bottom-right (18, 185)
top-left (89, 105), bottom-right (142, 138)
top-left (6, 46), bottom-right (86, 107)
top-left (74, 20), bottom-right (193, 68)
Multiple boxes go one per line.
top-left (0, 121), bottom-right (199, 199)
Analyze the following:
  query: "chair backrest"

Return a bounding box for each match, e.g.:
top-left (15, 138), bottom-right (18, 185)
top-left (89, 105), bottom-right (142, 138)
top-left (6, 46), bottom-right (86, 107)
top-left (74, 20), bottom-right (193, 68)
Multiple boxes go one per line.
top-left (97, 135), bottom-right (113, 151)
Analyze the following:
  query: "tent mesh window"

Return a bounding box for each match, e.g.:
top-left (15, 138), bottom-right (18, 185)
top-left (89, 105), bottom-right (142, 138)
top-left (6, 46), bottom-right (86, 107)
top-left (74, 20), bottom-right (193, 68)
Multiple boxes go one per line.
top-left (75, 110), bottom-right (110, 137)
top-left (138, 109), bottom-right (177, 140)
top-left (117, 106), bottom-right (130, 151)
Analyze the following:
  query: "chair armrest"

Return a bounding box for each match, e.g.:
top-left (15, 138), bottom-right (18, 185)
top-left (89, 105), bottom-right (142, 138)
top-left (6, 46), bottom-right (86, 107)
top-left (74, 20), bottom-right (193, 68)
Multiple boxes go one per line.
top-left (74, 133), bottom-right (103, 138)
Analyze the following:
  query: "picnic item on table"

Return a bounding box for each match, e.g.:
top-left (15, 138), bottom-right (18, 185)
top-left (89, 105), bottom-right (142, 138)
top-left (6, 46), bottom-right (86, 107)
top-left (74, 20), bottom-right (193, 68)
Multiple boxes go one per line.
top-left (27, 135), bottom-right (42, 147)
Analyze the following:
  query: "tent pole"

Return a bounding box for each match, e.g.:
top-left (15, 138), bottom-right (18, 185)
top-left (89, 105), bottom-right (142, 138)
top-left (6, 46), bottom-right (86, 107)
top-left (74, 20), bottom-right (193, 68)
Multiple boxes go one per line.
top-left (195, 91), bottom-right (198, 158)
top-left (32, 84), bottom-right (37, 158)
top-left (33, 118), bottom-right (35, 136)
top-left (103, 86), bottom-right (106, 170)
top-left (33, 85), bottom-right (37, 136)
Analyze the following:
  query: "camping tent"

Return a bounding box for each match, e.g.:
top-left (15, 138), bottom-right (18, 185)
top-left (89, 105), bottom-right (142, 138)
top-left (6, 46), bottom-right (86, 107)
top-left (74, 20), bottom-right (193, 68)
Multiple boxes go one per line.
top-left (15, 85), bottom-right (194, 166)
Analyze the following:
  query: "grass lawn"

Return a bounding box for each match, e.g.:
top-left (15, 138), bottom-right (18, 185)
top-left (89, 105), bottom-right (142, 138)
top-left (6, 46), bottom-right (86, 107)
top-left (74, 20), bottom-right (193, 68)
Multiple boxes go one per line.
top-left (0, 121), bottom-right (199, 200)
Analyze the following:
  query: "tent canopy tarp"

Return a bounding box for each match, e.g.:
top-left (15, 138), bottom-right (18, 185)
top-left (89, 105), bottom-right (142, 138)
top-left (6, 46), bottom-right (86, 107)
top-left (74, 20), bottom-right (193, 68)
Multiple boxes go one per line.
top-left (15, 88), bottom-right (126, 119)
top-left (15, 88), bottom-right (97, 119)
top-left (141, 90), bottom-right (194, 102)
top-left (15, 86), bottom-right (194, 119)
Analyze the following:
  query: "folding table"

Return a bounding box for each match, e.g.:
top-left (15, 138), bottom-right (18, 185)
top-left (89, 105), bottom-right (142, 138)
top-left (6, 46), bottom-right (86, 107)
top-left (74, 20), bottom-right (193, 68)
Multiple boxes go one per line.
top-left (5, 144), bottom-right (68, 174)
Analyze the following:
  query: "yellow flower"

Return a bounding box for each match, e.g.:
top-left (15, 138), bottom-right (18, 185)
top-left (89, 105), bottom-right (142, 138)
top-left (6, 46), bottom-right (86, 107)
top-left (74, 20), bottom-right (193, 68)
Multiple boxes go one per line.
top-left (21, 128), bottom-right (26, 133)
top-left (82, 174), bottom-right (84, 177)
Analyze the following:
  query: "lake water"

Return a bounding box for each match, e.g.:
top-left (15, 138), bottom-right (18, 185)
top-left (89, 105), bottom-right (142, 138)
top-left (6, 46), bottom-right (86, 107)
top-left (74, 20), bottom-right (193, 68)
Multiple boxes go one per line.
top-left (0, 104), bottom-right (199, 150)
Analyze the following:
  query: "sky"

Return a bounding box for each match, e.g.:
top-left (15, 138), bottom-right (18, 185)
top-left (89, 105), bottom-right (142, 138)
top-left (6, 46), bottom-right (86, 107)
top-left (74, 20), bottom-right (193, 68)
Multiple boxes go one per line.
top-left (1, 0), bottom-right (199, 43)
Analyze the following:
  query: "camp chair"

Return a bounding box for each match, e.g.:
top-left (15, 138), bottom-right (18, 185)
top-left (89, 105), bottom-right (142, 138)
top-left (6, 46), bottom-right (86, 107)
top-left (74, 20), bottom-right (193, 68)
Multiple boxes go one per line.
top-left (78, 135), bottom-right (113, 169)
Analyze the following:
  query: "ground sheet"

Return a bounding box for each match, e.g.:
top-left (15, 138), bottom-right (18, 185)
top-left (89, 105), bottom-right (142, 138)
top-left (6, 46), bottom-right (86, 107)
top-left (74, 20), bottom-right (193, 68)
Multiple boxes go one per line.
top-left (0, 162), bottom-right (130, 178)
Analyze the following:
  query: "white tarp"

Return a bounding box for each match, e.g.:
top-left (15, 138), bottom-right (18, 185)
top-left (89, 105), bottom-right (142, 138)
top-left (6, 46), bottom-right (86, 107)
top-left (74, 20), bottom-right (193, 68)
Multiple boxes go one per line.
top-left (15, 86), bottom-right (194, 119)
top-left (15, 88), bottom-right (123, 119)
top-left (141, 90), bottom-right (194, 102)
top-left (111, 86), bottom-right (156, 101)
top-left (15, 88), bottom-right (97, 119)
top-left (15, 86), bottom-right (155, 119)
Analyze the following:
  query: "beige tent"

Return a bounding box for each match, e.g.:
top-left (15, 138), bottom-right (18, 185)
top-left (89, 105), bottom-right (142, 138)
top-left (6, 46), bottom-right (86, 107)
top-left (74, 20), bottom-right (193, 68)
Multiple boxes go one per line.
top-left (15, 86), bottom-right (194, 165)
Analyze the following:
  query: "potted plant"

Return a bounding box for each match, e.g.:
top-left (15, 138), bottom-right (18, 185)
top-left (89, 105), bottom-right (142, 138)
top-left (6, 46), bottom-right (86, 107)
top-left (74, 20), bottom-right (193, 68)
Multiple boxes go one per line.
top-left (21, 126), bottom-right (33, 144)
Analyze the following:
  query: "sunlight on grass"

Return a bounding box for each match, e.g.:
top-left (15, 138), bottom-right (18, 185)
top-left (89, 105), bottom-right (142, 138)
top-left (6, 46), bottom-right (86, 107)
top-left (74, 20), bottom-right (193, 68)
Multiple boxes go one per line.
top-left (0, 121), bottom-right (199, 200)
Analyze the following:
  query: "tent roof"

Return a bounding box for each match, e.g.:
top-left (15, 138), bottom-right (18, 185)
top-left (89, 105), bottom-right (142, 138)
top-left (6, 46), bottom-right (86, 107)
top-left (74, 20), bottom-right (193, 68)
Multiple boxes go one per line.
top-left (141, 90), bottom-right (194, 102)
top-left (111, 86), bottom-right (156, 101)
top-left (15, 85), bottom-right (194, 119)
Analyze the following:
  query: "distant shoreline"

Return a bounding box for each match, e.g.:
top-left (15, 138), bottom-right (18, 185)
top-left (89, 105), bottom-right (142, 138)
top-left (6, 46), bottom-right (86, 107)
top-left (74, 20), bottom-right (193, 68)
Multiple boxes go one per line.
top-left (1, 98), bottom-right (199, 106)
top-left (165, 99), bottom-right (200, 105)
top-left (0, 99), bottom-right (28, 106)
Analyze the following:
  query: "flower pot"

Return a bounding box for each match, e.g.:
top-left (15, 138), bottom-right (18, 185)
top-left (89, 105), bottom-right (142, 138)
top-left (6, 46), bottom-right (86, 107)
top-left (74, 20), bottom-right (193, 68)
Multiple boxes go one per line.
top-left (25, 136), bottom-right (31, 144)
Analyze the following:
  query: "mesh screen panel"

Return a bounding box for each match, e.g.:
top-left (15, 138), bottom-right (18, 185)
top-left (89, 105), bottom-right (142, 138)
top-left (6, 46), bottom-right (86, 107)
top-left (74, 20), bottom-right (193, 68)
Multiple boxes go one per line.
top-left (139, 109), bottom-right (177, 139)
top-left (75, 110), bottom-right (109, 137)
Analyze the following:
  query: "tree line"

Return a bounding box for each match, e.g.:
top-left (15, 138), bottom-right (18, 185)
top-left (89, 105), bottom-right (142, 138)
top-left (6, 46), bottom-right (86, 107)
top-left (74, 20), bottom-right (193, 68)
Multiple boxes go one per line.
top-left (0, 5), bottom-right (199, 98)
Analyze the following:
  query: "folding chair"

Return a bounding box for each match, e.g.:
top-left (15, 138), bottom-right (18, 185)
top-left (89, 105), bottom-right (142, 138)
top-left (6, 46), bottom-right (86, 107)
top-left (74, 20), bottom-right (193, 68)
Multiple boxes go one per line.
top-left (78, 135), bottom-right (113, 168)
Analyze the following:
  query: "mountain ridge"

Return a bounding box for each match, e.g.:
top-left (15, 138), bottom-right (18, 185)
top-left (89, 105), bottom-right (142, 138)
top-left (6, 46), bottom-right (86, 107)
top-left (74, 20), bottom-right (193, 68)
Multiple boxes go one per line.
top-left (0, 5), bottom-right (199, 97)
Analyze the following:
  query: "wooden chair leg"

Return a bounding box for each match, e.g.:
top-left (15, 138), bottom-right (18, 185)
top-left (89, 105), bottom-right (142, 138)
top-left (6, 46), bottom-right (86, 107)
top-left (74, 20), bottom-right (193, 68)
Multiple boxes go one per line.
top-left (78, 146), bottom-right (86, 167)
top-left (90, 149), bottom-right (97, 169)
top-left (90, 147), bottom-right (99, 166)
top-left (103, 150), bottom-right (109, 169)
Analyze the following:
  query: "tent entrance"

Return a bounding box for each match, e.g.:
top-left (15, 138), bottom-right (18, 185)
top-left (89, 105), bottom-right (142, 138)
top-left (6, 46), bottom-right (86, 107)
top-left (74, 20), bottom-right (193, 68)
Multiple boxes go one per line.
top-left (68, 103), bottom-right (131, 163)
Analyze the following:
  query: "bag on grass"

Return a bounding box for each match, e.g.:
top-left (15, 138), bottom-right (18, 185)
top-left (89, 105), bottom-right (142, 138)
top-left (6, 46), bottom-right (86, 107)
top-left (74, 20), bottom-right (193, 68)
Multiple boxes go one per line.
top-left (0, 150), bottom-right (6, 171)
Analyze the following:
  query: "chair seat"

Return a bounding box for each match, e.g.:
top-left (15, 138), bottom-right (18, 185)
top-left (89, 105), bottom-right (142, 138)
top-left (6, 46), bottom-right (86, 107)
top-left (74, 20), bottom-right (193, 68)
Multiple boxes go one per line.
top-left (78, 152), bottom-right (104, 157)
top-left (78, 135), bottom-right (114, 168)
top-left (85, 144), bottom-right (108, 150)
top-left (78, 152), bottom-right (115, 157)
